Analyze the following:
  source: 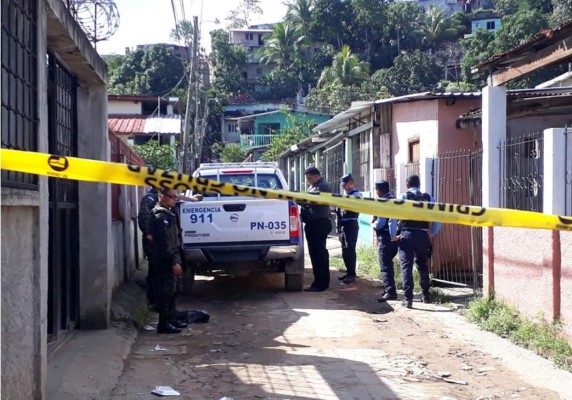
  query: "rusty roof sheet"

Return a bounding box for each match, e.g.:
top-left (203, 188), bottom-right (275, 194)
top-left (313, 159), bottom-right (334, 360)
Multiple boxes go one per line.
top-left (108, 115), bottom-right (147, 135)
top-left (473, 19), bottom-right (572, 71)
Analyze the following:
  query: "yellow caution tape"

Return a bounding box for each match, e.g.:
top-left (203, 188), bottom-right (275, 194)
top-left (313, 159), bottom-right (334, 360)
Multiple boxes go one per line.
top-left (2, 148), bottom-right (571, 231)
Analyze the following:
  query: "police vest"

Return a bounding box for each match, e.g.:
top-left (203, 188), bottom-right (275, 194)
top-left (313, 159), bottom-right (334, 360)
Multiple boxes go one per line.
top-left (340, 189), bottom-right (360, 219)
top-left (401, 191), bottom-right (431, 230)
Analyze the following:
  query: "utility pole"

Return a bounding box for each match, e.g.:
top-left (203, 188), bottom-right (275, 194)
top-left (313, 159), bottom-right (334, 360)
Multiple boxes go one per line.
top-left (182, 15), bottom-right (199, 174)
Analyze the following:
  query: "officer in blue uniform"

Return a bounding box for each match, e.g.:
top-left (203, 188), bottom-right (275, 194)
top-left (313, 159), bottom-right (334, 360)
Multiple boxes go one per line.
top-left (390, 175), bottom-right (442, 308)
top-left (300, 166), bottom-right (332, 292)
top-left (371, 180), bottom-right (398, 302)
top-left (336, 173), bottom-right (362, 284)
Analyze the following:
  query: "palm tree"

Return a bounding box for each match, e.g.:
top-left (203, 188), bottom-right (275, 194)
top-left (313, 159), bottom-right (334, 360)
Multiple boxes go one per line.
top-left (284, 0), bottom-right (314, 36)
top-left (257, 21), bottom-right (305, 70)
top-left (421, 7), bottom-right (463, 54)
top-left (317, 45), bottom-right (370, 89)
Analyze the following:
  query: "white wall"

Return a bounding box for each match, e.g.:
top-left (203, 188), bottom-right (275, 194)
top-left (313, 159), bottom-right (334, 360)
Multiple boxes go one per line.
top-left (108, 100), bottom-right (141, 115)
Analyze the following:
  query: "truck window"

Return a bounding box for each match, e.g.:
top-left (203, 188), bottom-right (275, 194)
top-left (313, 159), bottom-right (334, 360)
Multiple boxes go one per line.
top-left (196, 173), bottom-right (283, 197)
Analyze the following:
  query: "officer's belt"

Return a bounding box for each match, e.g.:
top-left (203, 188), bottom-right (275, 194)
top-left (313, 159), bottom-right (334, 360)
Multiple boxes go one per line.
top-left (340, 218), bottom-right (358, 222)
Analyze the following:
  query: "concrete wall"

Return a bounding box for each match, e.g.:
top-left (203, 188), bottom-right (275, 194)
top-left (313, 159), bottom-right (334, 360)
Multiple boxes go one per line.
top-left (437, 99), bottom-right (482, 153)
top-left (392, 101), bottom-right (439, 193)
top-left (1, 0), bottom-right (109, 398)
top-left (108, 100), bottom-right (141, 115)
top-left (77, 84), bottom-right (112, 330)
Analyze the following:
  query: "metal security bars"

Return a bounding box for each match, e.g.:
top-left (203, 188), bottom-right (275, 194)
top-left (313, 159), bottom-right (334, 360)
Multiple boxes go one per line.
top-left (431, 149), bottom-right (483, 290)
top-left (499, 132), bottom-right (544, 212)
top-left (1, 0), bottom-right (38, 189)
top-left (47, 52), bottom-right (79, 343)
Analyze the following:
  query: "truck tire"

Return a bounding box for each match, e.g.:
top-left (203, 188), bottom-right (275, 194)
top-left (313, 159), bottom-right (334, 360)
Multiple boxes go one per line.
top-left (285, 273), bottom-right (303, 291)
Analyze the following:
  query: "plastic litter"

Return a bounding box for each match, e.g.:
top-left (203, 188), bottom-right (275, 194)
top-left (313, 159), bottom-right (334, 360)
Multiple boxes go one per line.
top-left (151, 386), bottom-right (180, 396)
top-left (144, 324), bottom-right (155, 331)
top-left (153, 344), bottom-right (167, 351)
top-left (219, 397), bottom-right (235, 400)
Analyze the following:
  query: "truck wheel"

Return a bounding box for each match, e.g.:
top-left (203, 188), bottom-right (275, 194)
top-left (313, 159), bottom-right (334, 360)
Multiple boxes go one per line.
top-left (285, 273), bottom-right (303, 291)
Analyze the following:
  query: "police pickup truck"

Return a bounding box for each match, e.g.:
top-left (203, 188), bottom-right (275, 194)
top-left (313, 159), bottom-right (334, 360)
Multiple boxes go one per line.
top-left (179, 162), bottom-right (304, 291)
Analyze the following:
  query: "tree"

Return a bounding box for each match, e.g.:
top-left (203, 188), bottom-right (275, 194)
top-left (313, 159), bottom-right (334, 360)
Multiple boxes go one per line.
top-left (460, 29), bottom-right (496, 87)
top-left (212, 143), bottom-right (247, 162)
top-left (226, 0), bottom-right (263, 29)
top-left (420, 6), bottom-right (462, 54)
top-left (210, 29), bottom-right (247, 97)
top-left (386, 2), bottom-right (422, 54)
top-left (317, 45), bottom-right (369, 88)
top-left (284, 0), bottom-right (315, 37)
top-left (132, 140), bottom-right (177, 170)
top-left (309, 0), bottom-right (354, 48)
top-left (170, 19), bottom-right (194, 47)
top-left (349, 0), bottom-right (388, 67)
top-left (261, 111), bottom-right (317, 161)
top-left (492, 9), bottom-right (548, 53)
top-left (373, 50), bottom-right (441, 96)
top-left (107, 45), bottom-right (185, 95)
top-left (258, 22), bottom-right (305, 70)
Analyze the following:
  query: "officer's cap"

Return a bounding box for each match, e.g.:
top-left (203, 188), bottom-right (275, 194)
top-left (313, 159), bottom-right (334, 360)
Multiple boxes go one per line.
top-left (304, 165), bottom-right (321, 175)
top-left (375, 180), bottom-right (390, 192)
top-left (340, 173), bottom-right (353, 184)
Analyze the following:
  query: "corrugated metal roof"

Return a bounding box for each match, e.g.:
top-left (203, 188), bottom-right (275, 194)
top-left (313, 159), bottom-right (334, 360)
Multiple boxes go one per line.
top-left (313, 101), bottom-right (374, 133)
top-left (108, 115), bottom-right (147, 135)
top-left (144, 114), bottom-right (181, 134)
top-left (313, 92), bottom-right (482, 134)
top-left (473, 19), bottom-right (572, 71)
top-left (108, 114), bottom-right (181, 136)
top-left (456, 87), bottom-right (572, 122)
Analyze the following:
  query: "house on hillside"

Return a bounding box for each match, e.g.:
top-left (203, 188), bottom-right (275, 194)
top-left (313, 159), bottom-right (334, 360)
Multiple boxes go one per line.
top-left (280, 92), bottom-right (483, 288)
top-left (229, 26), bottom-right (275, 88)
top-left (465, 11), bottom-right (502, 38)
top-left (107, 95), bottom-right (182, 146)
top-left (229, 109), bottom-right (331, 160)
top-left (221, 102), bottom-right (288, 144)
top-left (470, 19), bottom-right (572, 334)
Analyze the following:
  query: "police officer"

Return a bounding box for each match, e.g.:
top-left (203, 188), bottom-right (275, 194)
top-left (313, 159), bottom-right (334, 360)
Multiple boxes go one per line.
top-left (336, 173), bottom-right (362, 284)
top-left (138, 187), bottom-right (203, 311)
top-left (390, 175), bottom-right (442, 308)
top-left (300, 166), bottom-right (332, 292)
top-left (149, 188), bottom-right (188, 334)
top-left (138, 187), bottom-right (159, 310)
top-left (371, 180), bottom-right (398, 302)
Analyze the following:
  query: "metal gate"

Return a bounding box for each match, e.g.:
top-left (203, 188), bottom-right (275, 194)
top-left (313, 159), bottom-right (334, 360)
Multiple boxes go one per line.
top-left (47, 52), bottom-right (79, 344)
top-left (431, 149), bottom-right (483, 289)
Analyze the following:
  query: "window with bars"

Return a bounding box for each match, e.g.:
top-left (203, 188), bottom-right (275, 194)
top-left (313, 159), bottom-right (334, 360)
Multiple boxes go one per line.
top-left (1, 0), bottom-right (38, 189)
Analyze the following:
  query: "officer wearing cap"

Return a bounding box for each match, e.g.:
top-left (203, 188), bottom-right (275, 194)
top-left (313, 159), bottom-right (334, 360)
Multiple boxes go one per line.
top-left (336, 173), bottom-right (362, 284)
top-left (372, 180), bottom-right (399, 302)
top-left (300, 166), bottom-right (332, 292)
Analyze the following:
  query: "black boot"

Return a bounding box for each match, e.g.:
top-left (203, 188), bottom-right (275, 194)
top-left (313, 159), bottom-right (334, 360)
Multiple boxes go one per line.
top-left (157, 313), bottom-right (182, 334)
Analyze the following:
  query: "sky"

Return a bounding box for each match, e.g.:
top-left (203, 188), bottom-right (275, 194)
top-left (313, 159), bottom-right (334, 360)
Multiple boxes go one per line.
top-left (96, 0), bottom-right (288, 55)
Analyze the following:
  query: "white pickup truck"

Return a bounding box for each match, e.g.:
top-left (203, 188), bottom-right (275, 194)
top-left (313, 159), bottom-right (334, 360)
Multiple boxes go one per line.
top-left (179, 162), bottom-right (305, 291)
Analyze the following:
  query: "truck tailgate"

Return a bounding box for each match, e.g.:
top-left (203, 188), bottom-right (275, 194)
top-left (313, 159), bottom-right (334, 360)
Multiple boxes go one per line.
top-left (180, 199), bottom-right (291, 246)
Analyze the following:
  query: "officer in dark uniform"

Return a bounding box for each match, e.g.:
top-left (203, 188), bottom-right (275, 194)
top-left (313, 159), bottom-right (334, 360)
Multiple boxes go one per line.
top-left (300, 166), bottom-right (332, 292)
top-left (371, 180), bottom-right (398, 302)
top-left (149, 188), bottom-right (188, 334)
top-left (336, 173), bottom-right (362, 284)
top-left (390, 175), bottom-right (442, 308)
top-left (138, 187), bottom-right (159, 309)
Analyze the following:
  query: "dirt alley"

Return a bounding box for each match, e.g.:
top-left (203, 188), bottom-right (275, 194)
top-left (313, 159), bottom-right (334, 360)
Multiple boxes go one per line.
top-left (110, 250), bottom-right (572, 400)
